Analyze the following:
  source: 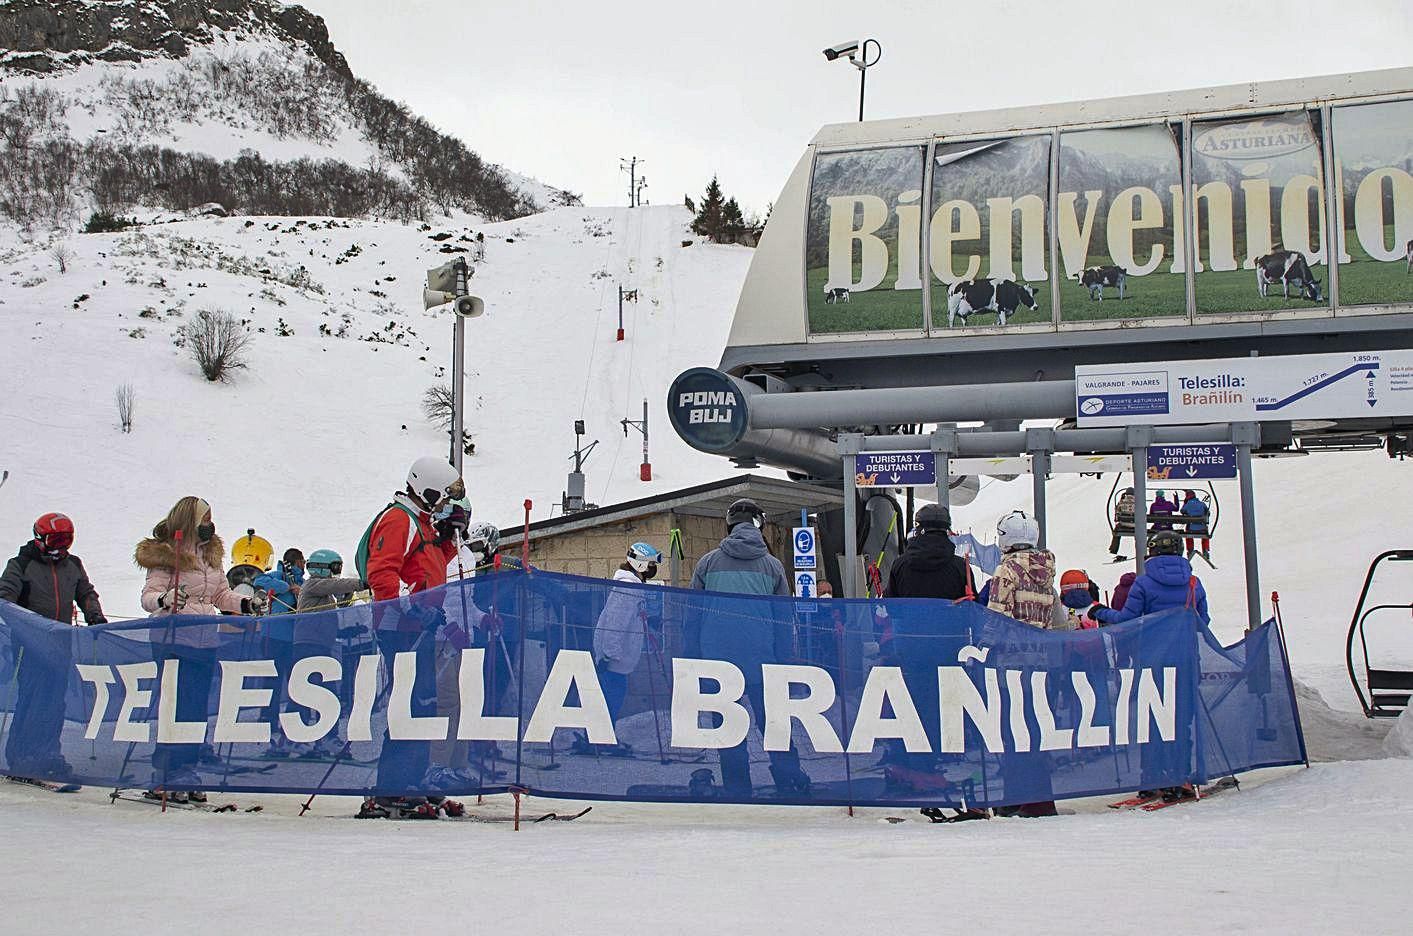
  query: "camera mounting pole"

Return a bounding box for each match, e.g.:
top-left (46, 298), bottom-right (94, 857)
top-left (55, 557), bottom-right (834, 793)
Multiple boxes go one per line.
top-left (425, 256), bottom-right (484, 473)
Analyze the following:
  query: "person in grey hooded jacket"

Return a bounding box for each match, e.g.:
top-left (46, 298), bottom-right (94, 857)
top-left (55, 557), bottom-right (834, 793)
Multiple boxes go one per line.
top-left (687, 499), bottom-right (810, 798)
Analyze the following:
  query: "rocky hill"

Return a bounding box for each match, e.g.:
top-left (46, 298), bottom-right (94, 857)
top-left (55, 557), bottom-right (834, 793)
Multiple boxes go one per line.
top-left (0, 1), bottom-right (577, 227)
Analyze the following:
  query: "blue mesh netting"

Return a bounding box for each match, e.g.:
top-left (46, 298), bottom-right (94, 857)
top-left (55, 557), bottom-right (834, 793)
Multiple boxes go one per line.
top-left (0, 569), bottom-right (1305, 806)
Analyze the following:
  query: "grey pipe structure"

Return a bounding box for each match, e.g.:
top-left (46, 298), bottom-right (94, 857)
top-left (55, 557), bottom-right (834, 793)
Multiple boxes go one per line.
top-left (748, 380), bottom-right (1076, 430)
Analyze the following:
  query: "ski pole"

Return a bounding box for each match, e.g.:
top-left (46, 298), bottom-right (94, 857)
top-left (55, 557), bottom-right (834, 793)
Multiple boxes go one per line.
top-left (522, 500), bottom-right (532, 569)
top-left (641, 616), bottom-right (668, 764)
top-left (298, 620), bottom-right (426, 817)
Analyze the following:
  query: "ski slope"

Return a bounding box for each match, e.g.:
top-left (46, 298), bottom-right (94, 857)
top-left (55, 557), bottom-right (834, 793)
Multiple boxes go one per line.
top-left (0, 205), bottom-right (753, 616)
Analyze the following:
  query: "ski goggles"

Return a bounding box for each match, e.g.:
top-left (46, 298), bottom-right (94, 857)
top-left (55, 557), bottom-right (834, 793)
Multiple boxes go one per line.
top-left (423, 479), bottom-right (467, 511)
top-left (39, 531), bottom-right (73, 553)
top-left (310, 560), bottom-right (344, 576)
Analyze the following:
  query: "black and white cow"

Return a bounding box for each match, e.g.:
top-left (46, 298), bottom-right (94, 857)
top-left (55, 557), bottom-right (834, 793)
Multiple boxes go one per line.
top-left (946, 278), bottom-right (1039, 327)
top-left (1405, 238), bottom-right (1412, 274)
top-left (823, 286), bottom-right (851, 304)
top-left (1074, 265), bottom-right (1127, 301)
top-left (1255, 250), bottom-right (1323, 301)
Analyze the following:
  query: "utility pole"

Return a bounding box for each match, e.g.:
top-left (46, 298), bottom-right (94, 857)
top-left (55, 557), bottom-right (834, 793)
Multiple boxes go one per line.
top-left (620, 156), bottom-right (642, 206)
top-left (622, 398), bottom-right (650, 481)
top-left (423, 258), bottom-right (483, 473)
top-left (617, 284), bottom-right (625, 341)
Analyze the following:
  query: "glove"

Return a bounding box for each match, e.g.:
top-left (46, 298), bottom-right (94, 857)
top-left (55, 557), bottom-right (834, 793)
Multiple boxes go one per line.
top-left (435, 505), bottom-right (470, 543)
top-left (88, 616), bottom-right (108, 626)
top-left (158, 585), bottom-right (189, 611)
top-left (244, 591), bottom-right (271, 615)
top-left (414, 605), bottom-right (448, 634)
top-left (443, 621), bottom-right (471, 651)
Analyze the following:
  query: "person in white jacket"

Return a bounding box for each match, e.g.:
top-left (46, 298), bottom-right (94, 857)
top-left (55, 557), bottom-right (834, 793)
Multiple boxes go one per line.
top-left (575, 542), bottom-right (663, 755)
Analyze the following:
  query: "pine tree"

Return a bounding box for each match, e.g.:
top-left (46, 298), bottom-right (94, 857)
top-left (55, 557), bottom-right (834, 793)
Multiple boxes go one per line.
top-left (691, 176), bottom-right (725, 242)
top-left (722, 197), bottom-right (746, 242)
top-left (684, 194), bottom-right (696, 213)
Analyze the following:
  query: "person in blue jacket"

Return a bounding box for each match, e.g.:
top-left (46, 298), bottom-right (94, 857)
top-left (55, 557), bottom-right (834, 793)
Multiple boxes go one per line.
top-left (687, 498), bottom-right (810, 799)
top-left (1089, 531), bottom-right (1209, 626)
top-left (254, 547), bottom-right (304, 757)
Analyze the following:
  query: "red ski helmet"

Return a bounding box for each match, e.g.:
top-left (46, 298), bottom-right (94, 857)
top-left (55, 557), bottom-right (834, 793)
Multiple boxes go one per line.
top-left (33, 512), bottom-right (75, 557)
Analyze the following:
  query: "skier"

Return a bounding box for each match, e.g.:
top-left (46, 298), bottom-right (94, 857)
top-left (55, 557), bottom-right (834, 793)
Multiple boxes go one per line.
top-left (1180, 490), bottom-right (1212, 565)
top-left (255, 548), bottom-right (304, 758)
top-left (687, 499), bottom-right (811, 798)
top-left (1059, 569), bottom-right (1102, 629)
top-left (1109, 488), bottom-right (1135, 559)
top-left (1088, 531), bottom-right (1209, 627)
top-left (136, 497), bottom-right (268, 802)
top-left (355, 457), bottom-right (467, 819)
top-left (984, 511), bottom-right (1064, 630)
top-left (573, 541), bottom-right (663, 755)
top-left (1149, 491), bottom-right (1177, 532)
top-left (882, 503), bottom-right (980, 816)
top-left (0, 513), bottom-right (106, 784)
top-left (1088, 529), bottom-right (1209, 805)
top-left (886, 503), bottom-right (974, 600)
top-left (294, 549), bottom-right (366, 759)
top-left (1110, 570), bottom-right (1137, 611)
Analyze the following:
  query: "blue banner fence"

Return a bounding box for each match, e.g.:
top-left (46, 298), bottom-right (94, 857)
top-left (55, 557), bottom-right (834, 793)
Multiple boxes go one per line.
top-left (0, 570), bottom-right (1306, 807)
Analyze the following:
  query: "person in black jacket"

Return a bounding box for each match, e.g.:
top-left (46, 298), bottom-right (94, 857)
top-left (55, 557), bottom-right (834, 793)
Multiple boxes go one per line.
top-left (886, 503), bottom-right (973, 601)
top-left (0, 513), bottom-right (106, 781)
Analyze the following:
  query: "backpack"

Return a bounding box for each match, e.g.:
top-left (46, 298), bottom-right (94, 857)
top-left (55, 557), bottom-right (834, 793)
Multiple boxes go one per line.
top-left (354, 501), bottom-right (425, 586)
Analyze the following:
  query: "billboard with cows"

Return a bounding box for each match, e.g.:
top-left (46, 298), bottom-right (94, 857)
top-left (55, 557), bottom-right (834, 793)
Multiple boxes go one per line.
top-left (803, 94), bottom-right (1413, 337)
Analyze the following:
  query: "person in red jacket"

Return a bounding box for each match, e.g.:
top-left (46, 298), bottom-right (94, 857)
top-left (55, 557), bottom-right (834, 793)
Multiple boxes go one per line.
top-left (359, 456), bottom-right (469, 819)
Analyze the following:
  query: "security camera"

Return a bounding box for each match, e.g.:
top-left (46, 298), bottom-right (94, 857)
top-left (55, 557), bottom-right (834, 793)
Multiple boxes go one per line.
top-left (822, 40), bottom-right (860, 61)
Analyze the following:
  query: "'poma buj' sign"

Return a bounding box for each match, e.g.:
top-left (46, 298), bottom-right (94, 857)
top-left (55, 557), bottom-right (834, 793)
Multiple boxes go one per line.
top-left (75, 648), bottom-right (1180, 756)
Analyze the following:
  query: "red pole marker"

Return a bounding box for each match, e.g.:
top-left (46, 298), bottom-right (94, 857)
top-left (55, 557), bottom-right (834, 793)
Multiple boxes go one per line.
top-left (522, 499), bottom-right (533, 568)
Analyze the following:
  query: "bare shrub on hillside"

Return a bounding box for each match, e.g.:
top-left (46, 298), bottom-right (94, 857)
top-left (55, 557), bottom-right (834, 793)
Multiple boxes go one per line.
top-left (184, 309), bottom-right (251, 383)
top-left (115, 383), bottom-right (135, 433)
top-left (49, 242), bottom-right (72, 273)
top-left (422, 384), bottom-right (455, 429)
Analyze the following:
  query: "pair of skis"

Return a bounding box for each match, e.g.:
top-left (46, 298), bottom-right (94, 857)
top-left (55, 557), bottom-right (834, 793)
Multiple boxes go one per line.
top-left (4, 775), bottom-right (80, 794)
top-left (111, 793), bottom-right (263, 813)
top-left (1107, 776), bottom-right (1239, 811)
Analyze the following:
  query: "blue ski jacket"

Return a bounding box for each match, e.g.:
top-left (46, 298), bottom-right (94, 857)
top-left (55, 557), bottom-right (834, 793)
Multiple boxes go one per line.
top-left (1091, 554), bottom-right (1209, 627)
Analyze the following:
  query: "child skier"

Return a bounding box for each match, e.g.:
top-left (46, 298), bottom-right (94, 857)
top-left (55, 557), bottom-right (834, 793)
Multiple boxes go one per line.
top-left (294, 549), bottom-right (366, 759)
top-left (573, 541), bottom-right (663, 755)
top-left (255, 548), bottom-right (305, 758)
top-left (0, 513), bottom-right (106, 783)
top-left (1180, 490), bottom-right (1212, 565)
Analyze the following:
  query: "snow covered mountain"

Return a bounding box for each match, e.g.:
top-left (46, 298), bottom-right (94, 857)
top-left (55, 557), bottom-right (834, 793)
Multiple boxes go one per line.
top-left (0, 0), bottom-right (577, 227)
top-left (0, 204), bottom-right (751, 615)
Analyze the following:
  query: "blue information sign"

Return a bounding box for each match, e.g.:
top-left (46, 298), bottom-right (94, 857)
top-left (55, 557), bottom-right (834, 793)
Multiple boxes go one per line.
top-left (856, 451), bottom-right (937, 487)
top-left (1146, 444), bottom-right (1238, 480)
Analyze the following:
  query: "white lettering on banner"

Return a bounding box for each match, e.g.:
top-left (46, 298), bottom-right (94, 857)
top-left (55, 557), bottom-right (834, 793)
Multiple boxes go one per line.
top-left (281, 656), bottom-right (341, 744)
top-left (75, 664), bottom-right (115, 740)
top-left (847, 666), bottom-right (931, 753)
top-left (671, 658), bottom-right (750, 750)
top-left (522, 650), bottom-right (615, 745)
top-left (761, 664), bottom-right (843, 753)
top-left (73, 654), bottom-right (1184, 755)
top-left (456, 648), bottom-right (518, 742)
top-left (158, 659), bottom-right (207, 744)
top-left (347, 654), bottom-right (380, 742)
top-left (113, 661), bottom-right (156, 743)
top-left (386, 651), bottom-right (448, 741)
top-left (213, 660), bottom-right (276, 744)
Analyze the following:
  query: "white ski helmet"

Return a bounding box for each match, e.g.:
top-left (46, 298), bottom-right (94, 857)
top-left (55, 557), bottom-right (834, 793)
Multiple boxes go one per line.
top-left (406, 456), bottom-right (464, 511)
top-left (466, 521), bottom-right (501, 561)
top-left (996, 510), bottom-right (1039, 553)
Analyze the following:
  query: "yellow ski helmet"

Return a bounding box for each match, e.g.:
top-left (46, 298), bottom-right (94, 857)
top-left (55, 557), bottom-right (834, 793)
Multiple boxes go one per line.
top-left (231, 528), bottom-right (273, 570)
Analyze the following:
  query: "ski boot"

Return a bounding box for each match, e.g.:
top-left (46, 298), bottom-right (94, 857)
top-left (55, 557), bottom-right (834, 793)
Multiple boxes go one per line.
top-left (687, 768), bottom-right (720, 801)
top-left (356, 798), bottom-right (392, 819)
top-left (1160, 784), bottom-right (1196, 804)
top-left (438, 798), bottom-right (466, 818)
top-left (769, 764), bottom-right (813, 797)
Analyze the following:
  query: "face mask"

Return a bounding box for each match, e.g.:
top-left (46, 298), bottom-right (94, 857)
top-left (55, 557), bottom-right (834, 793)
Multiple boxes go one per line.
top-left (197, 523), bottom-right (215, 543)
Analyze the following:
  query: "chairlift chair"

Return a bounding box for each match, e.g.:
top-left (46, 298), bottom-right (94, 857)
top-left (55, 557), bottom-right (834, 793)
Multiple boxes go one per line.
top-left (1345, 549), bottom-right (1413, 718)
top-left (1104, 474), bottom-right (1221, 541)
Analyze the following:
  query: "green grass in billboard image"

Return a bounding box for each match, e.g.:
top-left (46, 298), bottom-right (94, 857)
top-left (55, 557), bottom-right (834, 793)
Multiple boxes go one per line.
top-left (806, 260), bottom-right (923, 334)
top-left (1060, 266), bottom-right (1186, 321)
top-left (1339, 224), bottom-right (1413, 307)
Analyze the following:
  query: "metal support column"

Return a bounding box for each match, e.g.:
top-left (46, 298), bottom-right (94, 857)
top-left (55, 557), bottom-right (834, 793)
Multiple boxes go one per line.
top-left (1234, 422), bottom-right (1263, 633)
top-left (839, 433), bottom-right (863, 598)
top-left (1127, 425), bottom-right (1154, 575)
top-left (1026, 428), bottom-right (1055, 549)
top-left (450, 259), bottom-right (468, 473)
top-left (931, 428), bottom-right (958, 517)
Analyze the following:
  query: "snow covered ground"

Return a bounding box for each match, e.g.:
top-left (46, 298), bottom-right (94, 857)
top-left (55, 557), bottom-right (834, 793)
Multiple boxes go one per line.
top-left (3, 193), bottom-right (1413, 932)
top-left (2, 756), bottom-right (1411, 935)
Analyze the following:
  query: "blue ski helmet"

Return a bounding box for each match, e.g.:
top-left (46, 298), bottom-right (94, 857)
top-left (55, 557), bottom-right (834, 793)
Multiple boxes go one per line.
top-left (307, 548), bottom-right (343, 578)
top-left (627, 541), bottom-right (663, 576)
